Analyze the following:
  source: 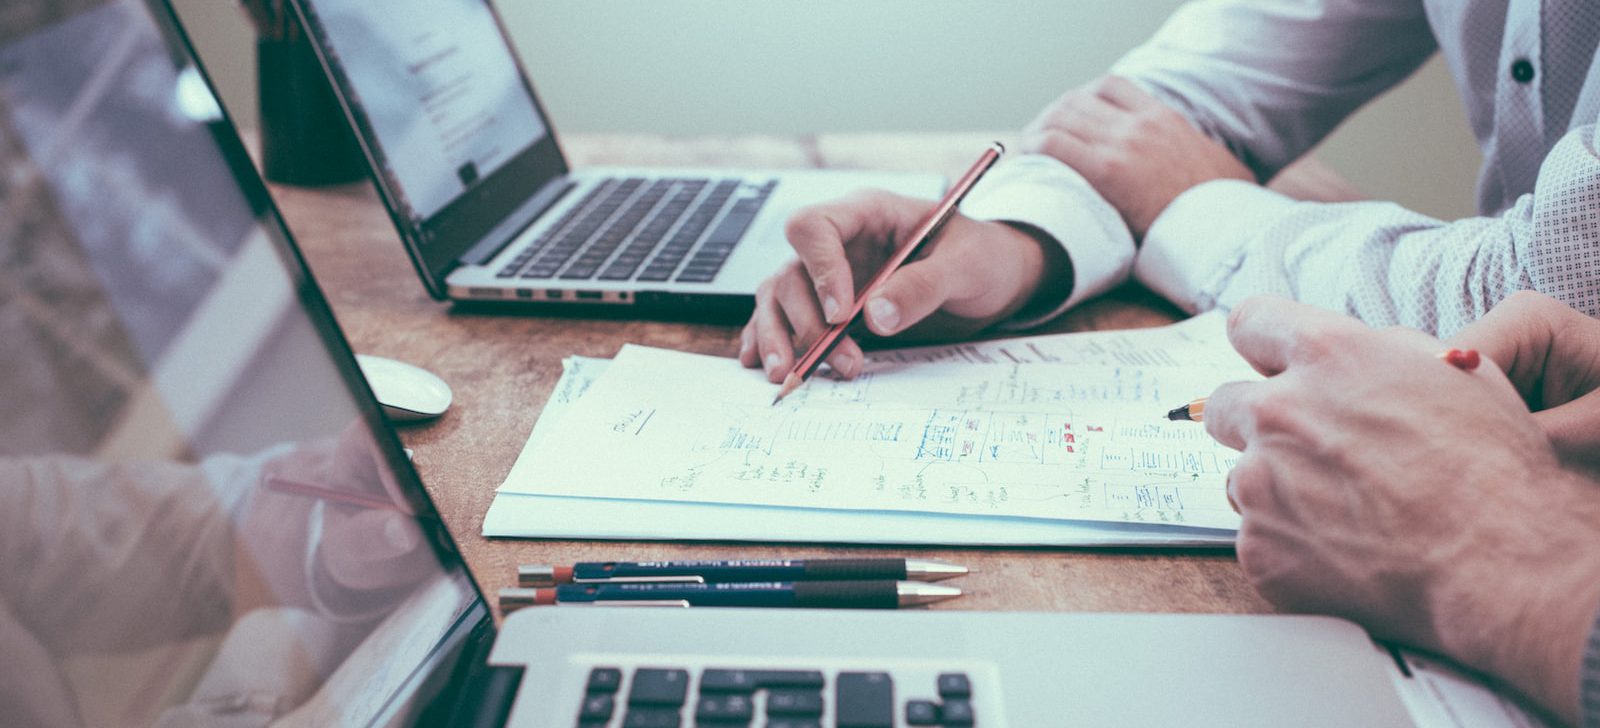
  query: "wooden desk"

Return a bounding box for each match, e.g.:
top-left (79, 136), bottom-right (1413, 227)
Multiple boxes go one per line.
top-left (268, 134), bottom-right (1354, 617)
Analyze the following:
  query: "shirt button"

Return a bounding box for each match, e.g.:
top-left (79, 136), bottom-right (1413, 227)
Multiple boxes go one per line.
top-left (1511, 58), bottom-right (1536, 84)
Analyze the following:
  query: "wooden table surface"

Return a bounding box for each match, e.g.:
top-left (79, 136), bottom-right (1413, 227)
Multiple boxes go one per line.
top-left (268, 133), bottom-right (1355, 618)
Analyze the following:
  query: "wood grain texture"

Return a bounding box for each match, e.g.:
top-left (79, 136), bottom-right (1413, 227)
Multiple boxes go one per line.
top-left (268, 133), bottom-right (1317, 620)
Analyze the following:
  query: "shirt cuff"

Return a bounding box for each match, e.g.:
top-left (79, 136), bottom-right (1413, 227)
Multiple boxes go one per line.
top-left (1135, 179), bottom-right (1297, 314)
top-left (959, 154), bottom-right (1135, 329)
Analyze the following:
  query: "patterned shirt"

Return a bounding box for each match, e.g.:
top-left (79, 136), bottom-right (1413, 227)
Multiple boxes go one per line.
top-left (962, 0), bottom-right (1600, 338)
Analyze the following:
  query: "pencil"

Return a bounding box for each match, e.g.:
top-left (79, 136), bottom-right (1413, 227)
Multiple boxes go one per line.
top-left (265, 476), bottom-right (410, 513)
top-left (772, 142), bottom-right (1006, 405)
top-left (1164, 347), bottom-right (1481, 423)
top-left (1166, 397), bottom-right (1206, 423)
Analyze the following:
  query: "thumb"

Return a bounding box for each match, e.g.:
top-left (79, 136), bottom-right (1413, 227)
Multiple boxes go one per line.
top-left (861, 258), bottom-right (963, 336)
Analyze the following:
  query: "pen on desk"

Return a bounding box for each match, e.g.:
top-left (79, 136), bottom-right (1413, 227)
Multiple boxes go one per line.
top-left (497, 580), bottom-right (961, 611)
top-left (1164, 348), bottom-right (1483, 423)
top-left (517, 558), bottom-right (968, 586)
top-left (265, 476), bottom-right (411, 513)
top-left (771, 142), bottom-right (1006, 405)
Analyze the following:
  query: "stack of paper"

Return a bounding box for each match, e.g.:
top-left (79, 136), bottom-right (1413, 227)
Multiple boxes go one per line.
top-left (484, 313), bottom-right (1258, 546)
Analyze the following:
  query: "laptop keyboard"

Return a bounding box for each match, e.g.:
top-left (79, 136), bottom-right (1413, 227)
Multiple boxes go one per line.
top-left (496, 176), bottom-right (775, 285)
top-left (574, 665), bottom-right (985, 727)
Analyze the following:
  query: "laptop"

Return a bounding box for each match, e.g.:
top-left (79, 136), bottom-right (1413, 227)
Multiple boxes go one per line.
top-left (0, 2), bottom-right (1539, 726)
top-left (285, 0), bottom-right (944, 313)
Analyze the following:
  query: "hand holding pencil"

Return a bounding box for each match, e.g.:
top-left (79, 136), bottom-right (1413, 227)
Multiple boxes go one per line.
top-left (740, 144), bottom-right (1074, 390)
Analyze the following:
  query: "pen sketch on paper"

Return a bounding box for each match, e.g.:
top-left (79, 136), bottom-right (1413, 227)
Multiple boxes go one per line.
top-left (502, 316), bottom-right (1254, 530)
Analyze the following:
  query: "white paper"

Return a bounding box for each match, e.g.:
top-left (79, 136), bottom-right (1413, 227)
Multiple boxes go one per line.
top-left (503, 316), bottom-right (1254, 530)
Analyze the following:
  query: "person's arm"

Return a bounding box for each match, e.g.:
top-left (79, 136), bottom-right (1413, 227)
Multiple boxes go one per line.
top-left (1204, 296), bottom-right (1600, 725)
top-left (1111, 0), bottom-right (1436, 182)
top-left (1138, 122), bottom-right (1600, 336)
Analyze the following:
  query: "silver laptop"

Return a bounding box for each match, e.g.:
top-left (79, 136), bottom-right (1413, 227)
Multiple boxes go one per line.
top-left (0, 2), bottom-right (1534, 726)
top-left (287, 0), bottom-right (943, 313)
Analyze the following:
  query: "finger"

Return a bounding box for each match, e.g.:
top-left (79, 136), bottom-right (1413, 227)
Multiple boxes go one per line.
top-left (827, 337), bottom-right (865, 379)
top-left (776, 274), bottom-right (832, 353)
top-left (1095, 75), bottom-right (1163, 112)
top-left (318, 509), bottom-right (430, 591)
top-left (738, 322), bottom-right (758, 368)
top-left (785, 192), bottom-right (931, 325)
top-left (1202, 380), bottom-right (1268, 451)
top-left (1033, 93), bottom-right (1126, 144)
top-left (1448, 291), bottom-right (1600, 406)
top-left (860, 255), bottom-right (972, 337)
top-left (751, 283), bottom-right (797, 382)
top-left (1021, 128), bottom-right (1098, 172)
top-left (1224, 452), bottom-right (1273, 515)
top-left (1535, 390), bottom-right (1600, 471)
top-left (1225, 296), bottom-right (1362, 376)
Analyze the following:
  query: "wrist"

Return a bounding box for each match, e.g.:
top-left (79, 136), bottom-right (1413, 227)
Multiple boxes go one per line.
top-left (997, 221), bottom-right (1072, 324)
top-left (1432, 469), bottom-right (1600, 724)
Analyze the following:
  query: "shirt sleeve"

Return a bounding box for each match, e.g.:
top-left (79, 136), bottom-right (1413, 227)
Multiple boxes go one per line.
top-left (1110, 0), bottom-right (1437, 181)
top-left (1135, 123), bottom-right (1600, 337)
top-left (959, 153), bottom-right (1136, 328)
top-left (1584, 600), bottom-right (1600, 727)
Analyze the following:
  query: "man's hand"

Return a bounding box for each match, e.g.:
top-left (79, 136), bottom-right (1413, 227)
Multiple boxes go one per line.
top-left (1204, 296), bottom-right (1600, 725)
top-left (1022, 76), bottom-right (1253, 238)
top-left (740, 190), bottom-right (1069, 381)
top-left (1449, 291), bottom-right (1600, 478)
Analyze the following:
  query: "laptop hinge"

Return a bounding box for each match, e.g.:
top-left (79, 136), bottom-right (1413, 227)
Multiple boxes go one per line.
top-left (458, 178), bottom-right (576, 267)
top-left (447, 663), bottom-right (525, 728)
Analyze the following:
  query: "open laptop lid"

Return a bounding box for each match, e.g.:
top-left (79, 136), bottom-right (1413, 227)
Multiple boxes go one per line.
top-left (290, 0), bottom-right (570, 299)
top-left (0, 1), bottom-right (492, 724)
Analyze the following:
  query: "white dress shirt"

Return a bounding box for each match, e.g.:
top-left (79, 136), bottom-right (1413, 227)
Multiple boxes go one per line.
top-left (962, 0), bottom-right (1600, 336)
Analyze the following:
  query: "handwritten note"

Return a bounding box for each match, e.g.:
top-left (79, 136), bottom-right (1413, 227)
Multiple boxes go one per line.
top-left (502, 315), bottom-right (1254, 530)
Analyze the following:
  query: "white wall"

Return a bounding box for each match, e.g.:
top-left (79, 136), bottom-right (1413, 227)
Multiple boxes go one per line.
top-left (173, 0), bottom-right (1481, 219)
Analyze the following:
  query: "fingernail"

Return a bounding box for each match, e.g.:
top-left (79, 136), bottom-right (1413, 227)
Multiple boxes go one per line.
top-left (839, 357), bottom-right (859, 378)
top-left (738, 337), bottom-right (752, 358)
top-left (867, 297), bottom-right (900, 333)
top-left (822, 295), bottom-right (841, 322)
top-left (764, 353), bottom-right (782, 374)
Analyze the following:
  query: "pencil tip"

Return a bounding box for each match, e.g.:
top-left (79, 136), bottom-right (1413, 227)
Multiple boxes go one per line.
top-left (1165, 405), bottom-right (1188, 421)
top-left (770, 393), bottom-right (784, 407)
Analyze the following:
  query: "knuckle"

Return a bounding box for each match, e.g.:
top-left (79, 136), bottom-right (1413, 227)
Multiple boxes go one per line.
top-left (1287, 322), bottom-right (1350, 363)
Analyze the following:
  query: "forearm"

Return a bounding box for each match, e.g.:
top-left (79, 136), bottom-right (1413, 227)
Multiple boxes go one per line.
top-left (0, 457), bottom-right (238, 652)
top-left (1109, 0), bottom-right (1435, 179)
top-left (1429, 479), bottom-right (1600, 726)
top-left (1139, 124), bottom-right (1600, 336)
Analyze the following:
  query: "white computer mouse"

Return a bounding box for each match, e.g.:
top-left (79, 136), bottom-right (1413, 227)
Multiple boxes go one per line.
top-left (355, 354), bottom-right (453, 422)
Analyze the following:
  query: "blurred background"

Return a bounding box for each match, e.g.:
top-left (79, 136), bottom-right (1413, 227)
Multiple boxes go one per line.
top-left (172, 0), bottom-right (1480, 219)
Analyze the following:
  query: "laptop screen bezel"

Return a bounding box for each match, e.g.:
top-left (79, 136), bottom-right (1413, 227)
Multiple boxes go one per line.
top-left (288, 0), bottom-right (570, 299)
top-left (146, 1), bottom-right (500, 721)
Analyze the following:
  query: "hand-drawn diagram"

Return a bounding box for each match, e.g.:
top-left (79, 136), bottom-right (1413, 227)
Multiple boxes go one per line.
top-left (510, 333), bottom-right (1254, 530)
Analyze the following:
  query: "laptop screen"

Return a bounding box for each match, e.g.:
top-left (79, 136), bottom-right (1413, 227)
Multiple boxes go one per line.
top-left (301, 0), bottom-right (546, 222)
top-left (295, 0), bottom-right (569, 290)
top-left (0, 1), bottom-right (484, 725)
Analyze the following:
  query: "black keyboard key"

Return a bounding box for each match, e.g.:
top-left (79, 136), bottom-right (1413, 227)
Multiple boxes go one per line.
top-left (621, 708), bottom-right (680, 728)
top-left (835, 672), bottom-right (893, 728)
top-left (941, 699), bottom-right (975, 726)
top-left (578, 693), bottom-right (615, 722)
top-left (703, 209), bottom-right (759, 247)
top-left (700, 669), bottom-right (828, 692)
top-left (629, 669), bottom-right (689, 706)
top-left (695, 693), bottom-right (754, 722)
top-left (764, 721), bottom-right (820, 728)
top-left (765, 689), bottom-right (824, 717)
top-left (904, 700), bottom-right (940, 725)
top-left (588, 668), bottom-right (623, 693)
top-left (936, 673), bottom-right (971, 698)
top-left (636, 267), bottom-right (675, 282)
